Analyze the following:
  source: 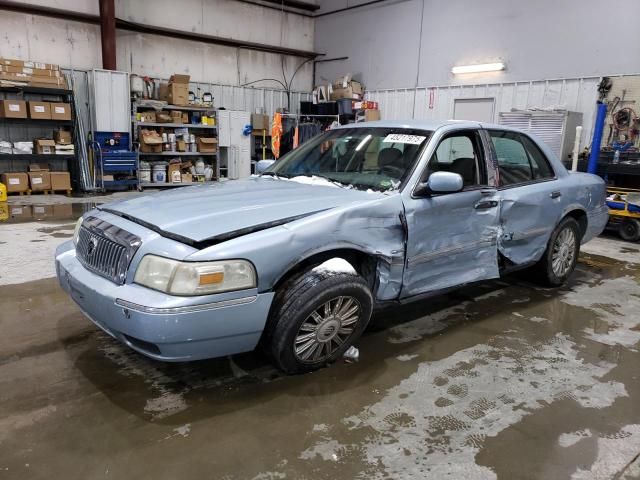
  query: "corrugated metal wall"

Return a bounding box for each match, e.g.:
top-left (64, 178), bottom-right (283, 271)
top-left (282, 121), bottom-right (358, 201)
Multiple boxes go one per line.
top-left (363, 76), bottom-right (637, 147)
top-left (62, 68), bottom-right (311, 135)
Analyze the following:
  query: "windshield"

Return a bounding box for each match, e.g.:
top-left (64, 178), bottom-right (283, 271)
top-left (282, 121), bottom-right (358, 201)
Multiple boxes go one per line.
top-left (264, 127), bottom-right (432, 191)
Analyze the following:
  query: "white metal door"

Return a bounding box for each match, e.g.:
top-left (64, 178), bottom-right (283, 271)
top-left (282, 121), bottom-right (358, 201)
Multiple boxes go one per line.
top-left (91, 69), bottom-right (130, 132)
top-left (453, 98), bottom-right (495, 122)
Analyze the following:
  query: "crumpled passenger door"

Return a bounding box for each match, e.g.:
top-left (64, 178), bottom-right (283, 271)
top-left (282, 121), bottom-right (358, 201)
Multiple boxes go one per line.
top-left (401, 128), bottom-right (500, 299)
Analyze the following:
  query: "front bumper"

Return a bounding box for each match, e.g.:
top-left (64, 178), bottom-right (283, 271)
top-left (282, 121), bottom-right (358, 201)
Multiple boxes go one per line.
top-left (55, 241), bottom-right (275, 361)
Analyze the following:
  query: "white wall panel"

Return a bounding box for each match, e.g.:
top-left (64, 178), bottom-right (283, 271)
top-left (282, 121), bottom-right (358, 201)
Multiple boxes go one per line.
top-left (366, 76), bottom-right (609, 147)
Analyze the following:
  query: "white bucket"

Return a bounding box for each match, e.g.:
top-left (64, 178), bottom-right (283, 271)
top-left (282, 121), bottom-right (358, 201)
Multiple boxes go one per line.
top-left (139, 167), bottom-right (151, 183)
top-left (152, 164), bottom-right (167, 183)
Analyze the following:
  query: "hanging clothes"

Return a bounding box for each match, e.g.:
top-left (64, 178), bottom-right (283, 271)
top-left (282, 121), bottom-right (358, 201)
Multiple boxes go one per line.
top-left (293, 126), bottom-right (299, 149)
top-left (271, 112), bottom-right (283, 159)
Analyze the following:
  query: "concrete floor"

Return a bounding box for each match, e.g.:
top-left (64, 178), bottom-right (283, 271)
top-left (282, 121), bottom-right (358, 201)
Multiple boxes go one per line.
top-left (1, 194), bottom-right (640, 479)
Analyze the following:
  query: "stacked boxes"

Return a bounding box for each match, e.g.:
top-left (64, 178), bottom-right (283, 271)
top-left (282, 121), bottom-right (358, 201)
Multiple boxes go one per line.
top-left (0, 58), bottom-right (67, 89)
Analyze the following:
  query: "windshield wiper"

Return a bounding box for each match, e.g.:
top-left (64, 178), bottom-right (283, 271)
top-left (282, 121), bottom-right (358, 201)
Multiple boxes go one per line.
top-left (261, 172), bottom-right (292, 179)
top-left (314, 174), bottom-right (351, 189)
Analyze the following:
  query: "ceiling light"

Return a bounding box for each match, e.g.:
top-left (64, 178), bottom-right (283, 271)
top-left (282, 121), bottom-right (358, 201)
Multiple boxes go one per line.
top-left (451, 62), bottom-right (505, 74)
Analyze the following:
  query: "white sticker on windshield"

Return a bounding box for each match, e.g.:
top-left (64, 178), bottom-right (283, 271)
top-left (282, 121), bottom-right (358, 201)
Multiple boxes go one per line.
top-left (382, 134), bottom-right (426, 145)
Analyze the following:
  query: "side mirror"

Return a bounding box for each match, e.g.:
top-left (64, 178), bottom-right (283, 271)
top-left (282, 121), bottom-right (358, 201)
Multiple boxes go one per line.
top-left (415, 171), bottom-right (464, 197)
top-left (256, 160), bottom-right (276, 174)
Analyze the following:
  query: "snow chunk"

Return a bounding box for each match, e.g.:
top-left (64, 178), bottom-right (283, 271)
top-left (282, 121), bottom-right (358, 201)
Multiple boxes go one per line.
top-left (289, 175), bottom-right (342, 188)
top-left (313, 258), bottom-right (357, 275)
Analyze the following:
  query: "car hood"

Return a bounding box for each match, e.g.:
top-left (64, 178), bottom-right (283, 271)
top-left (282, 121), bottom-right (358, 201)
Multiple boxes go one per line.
top-left (100, 177), bottom-right (387, 243)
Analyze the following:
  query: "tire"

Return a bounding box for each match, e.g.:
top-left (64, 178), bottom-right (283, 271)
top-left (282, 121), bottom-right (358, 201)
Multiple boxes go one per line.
top-left (619, 219), bottom-right (640, 242)
top-left (264, 264), bottom-right (373, 374)
top-left (533, 216), bottom-right (581, 287)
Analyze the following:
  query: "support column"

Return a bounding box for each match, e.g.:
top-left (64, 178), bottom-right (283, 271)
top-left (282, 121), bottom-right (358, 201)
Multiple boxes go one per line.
top-left (99, 0), bottom-right (116, 70)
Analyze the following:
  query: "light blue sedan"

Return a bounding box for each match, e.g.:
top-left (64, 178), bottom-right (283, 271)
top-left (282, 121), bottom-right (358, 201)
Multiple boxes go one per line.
top-left (56, 120), bottom-right (608, 373)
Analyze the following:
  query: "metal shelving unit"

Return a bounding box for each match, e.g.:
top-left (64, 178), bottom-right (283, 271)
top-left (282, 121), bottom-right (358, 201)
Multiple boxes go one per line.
top-left (138, 151), bottom-right (217, 156)
top-left (132, 100), bottom-right (219, 188)
top-left (0, 85), bottom-right (77, 181)
top-left (134, 121), bottom-right (217, 129)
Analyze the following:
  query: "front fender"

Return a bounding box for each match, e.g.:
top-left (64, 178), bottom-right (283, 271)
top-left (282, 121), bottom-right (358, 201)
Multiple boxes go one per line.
top-left (185, 194), bottom-right (406, 301)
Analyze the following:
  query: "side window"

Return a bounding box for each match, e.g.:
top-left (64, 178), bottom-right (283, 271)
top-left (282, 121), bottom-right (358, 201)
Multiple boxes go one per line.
top-left (425, 130), bottom-right (484, 187)
top-left (520, 135), bottom-right (554, 179)
top-left (490, 131), bottom-right (533, 186)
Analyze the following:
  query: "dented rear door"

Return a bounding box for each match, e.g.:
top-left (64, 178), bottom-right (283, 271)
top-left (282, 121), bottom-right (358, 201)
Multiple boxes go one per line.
top-left (487, 129), bottom-right (564, 265)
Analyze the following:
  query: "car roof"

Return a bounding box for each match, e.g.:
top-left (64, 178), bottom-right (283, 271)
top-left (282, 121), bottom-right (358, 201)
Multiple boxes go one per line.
top-left (334, 119), bottom-right (521, 132)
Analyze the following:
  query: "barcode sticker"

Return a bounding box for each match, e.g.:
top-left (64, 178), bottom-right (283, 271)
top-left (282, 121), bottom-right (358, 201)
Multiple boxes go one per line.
top-left (34, 206), bottom-right (44, 214)
top-left (12, 207), bottom-right (22, 215)
top-left (383, 134), bottom-right (426, 145)
top-left (8, 178), bottom-right (19, 185)
top-left (34, 106), bottom-right (45, 113)
top-left (32, 177), bottom-right (42, 184)
top-left (54, 106), bottom-right (65, 114)
top-left (9, 104), bottom-right (19, 112)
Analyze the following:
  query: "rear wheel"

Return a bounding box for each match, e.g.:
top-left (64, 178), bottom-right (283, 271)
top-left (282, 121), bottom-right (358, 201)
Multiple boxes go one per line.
top-left (533, 216), bottom-right (581, 286)
top-left (264, 264), bottom-right (373, 374)
top-left (619, 219), bottom-right (640, 242)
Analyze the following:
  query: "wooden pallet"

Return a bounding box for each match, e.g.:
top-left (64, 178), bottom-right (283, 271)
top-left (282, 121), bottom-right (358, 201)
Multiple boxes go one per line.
top-left (30, 189), bottom-right (72, 196)
top-left (7, 189), bottom-right (32, 196)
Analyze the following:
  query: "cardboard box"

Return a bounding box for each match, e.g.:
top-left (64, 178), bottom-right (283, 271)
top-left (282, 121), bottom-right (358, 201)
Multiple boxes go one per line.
top-left (0, 58), bottom-right (59, 70)
top-left (140, 134), bottom-right (163, 153)
top-left (28, 171), bottom-right (51, 191)
top-left (165, 74), bottom-right (190, 106)
top-left (30, 78), bottom-right (68, 89)
top-left (170, 111), bottom-right (183, 124)
top-left (168, 164), bottom-right (182, 183)
top-left (251, 113), bottom-right (269, 130)
top-left (34, 139), bottom-right (55, 154)
top-left (0, 65), bottom-right (60, 77)
top-left (197, 137), bottom-right (217, 153)
top-left (364, 109), bottom-right (381, 121)
top-left (0, 100), bottom-right (27, 118)
top-left (182, 112), bottom-right (189, 123)
top-left (156, 111), bottom-right (172, 123)
top-left (1, 172), bottom-right (29, 192)
top-left (181, 173), bottom-right (193, 183)
top-left (176, 139), bottom-right (187, 152)
top-left (54, 129), bottom-right (72, 145)
top-left (29, 101), bottom-right (51, 120)
top-left (168, 83), bottom-right (189, 106)
top-left (158, 82), bottom-right (169, 101)
top-left (50, 171), bottom-right (71, 191)
top-left (139, 111), bottom-right (156, 123)
top-left (50, 103), bottom-right (71, 120)
top-left (0, 72), bottom-right (31, 83)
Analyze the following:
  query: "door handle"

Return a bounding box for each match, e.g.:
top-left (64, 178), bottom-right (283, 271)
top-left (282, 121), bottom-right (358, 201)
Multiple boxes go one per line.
top-left (474, 200), bottom-right (498, 210)
top-left (550, 191), bottom-right (562, 199)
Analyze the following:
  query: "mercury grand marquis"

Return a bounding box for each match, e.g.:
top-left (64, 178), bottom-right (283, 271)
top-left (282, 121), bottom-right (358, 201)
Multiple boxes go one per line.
top-left (56, 120), bottom-right (608, 373)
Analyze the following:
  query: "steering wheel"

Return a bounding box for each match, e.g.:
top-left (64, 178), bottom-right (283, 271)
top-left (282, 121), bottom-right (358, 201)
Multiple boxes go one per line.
top-left (380, 164), bottom-right (404, 179)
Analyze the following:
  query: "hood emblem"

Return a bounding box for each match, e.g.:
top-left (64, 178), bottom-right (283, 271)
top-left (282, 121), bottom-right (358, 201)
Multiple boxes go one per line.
top-left (87, 237), bottom-right (98, 256)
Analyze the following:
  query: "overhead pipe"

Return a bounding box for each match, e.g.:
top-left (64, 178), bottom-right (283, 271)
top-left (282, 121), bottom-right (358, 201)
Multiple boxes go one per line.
top-left (587, 102), bottom-right (607, 175)
top-left (99, 0), bottom-right (117, 70)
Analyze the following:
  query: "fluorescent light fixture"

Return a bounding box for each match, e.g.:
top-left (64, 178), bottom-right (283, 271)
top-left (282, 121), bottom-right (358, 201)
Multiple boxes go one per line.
top-left (451, 62), bottom-right (505, 74)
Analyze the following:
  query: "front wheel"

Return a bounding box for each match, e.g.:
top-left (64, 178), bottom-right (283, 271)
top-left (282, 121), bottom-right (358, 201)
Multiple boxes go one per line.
top-left (264, 263), bottom-right (373, 374)
top-left (619, 219), bottom-right (640, 242)
top-left (533, 216), bottom-right (581, 287)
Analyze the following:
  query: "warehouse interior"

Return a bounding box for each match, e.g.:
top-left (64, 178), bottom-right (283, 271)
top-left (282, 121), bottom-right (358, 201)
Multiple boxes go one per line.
top-left (1, 1), bottom-right (640, 478)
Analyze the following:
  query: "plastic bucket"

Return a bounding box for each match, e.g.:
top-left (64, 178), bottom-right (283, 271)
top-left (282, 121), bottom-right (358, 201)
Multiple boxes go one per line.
top-left (139, 161), bottom-right (151, 183)
top-left (152, 164), bottom-right (167, 183)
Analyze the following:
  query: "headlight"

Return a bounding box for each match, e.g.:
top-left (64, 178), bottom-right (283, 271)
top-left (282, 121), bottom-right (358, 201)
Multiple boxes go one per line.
top-left (134, 255), bottom-right (257, 296)
top-left (73, 217), bottom-right (83, 245)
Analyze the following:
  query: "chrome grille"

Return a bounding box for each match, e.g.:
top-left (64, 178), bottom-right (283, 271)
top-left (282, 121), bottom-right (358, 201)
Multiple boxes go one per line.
top-left (76, 216), bottom-right (141, 284)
